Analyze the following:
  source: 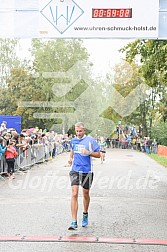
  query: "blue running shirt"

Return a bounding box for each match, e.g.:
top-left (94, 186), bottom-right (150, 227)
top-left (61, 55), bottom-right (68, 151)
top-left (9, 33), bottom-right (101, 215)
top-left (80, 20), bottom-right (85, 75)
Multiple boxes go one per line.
top-left (70, 135), bottom-right (100, 173)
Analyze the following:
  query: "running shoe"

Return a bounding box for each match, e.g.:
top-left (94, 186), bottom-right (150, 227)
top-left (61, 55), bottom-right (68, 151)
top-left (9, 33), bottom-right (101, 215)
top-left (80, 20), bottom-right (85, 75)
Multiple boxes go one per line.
top-left (82, 213), bottom-right (88, 227)
top-left (68, 220), bottom-right (78, 230)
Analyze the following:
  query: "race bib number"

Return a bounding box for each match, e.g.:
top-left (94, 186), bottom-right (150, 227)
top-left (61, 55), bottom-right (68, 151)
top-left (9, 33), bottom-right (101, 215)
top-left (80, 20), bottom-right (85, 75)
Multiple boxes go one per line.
top-left (74, 144), bottom-right (85, 153)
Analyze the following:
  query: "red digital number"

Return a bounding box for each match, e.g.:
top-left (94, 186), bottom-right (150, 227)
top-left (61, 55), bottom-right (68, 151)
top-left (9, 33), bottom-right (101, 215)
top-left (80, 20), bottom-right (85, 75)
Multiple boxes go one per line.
top-left (112, 9), bottom-right (117, 17)
top-left (92, 8), bottom-right (132, 18)
top-left (125, 9), bottom-right (130, 18)
top-left (99, 9), bottom-right (104, 17)
top-left (120, 9), bottom-right (124, 17)
top-left (93, 9), bottom-right (99, 18)
top-left (107, 9), bottom-right (111, 17)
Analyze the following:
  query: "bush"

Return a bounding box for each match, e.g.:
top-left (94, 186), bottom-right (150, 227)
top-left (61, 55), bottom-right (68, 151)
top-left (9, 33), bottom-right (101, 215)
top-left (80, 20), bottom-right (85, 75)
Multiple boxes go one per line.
top-left (151, 122), bottom-right (167, 146)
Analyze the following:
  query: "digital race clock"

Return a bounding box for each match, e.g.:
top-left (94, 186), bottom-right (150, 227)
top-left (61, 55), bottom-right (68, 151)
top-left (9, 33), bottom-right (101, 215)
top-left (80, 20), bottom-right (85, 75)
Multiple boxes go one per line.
top-left (92, 8), bottom-right (132, 18)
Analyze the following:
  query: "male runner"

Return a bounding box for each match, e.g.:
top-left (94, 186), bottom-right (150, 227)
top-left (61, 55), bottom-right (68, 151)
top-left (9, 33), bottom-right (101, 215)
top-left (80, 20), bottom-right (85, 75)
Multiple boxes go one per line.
top-left (68, 122), bottom-right (100, 230)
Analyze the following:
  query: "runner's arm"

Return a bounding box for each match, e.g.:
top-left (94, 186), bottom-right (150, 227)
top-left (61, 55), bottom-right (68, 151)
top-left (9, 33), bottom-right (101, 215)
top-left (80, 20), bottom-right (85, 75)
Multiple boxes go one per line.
top-left (82, 148), bottom-right (100, 158)
top-left (68, 149), bottom-right (74, 165)
top-left (89, 150), bottom-right (100, 158)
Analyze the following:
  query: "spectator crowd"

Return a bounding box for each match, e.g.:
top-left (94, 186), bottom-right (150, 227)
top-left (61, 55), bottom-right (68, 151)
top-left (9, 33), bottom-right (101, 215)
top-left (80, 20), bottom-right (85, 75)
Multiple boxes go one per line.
top-left (0, 121), bottom-right (71, 179)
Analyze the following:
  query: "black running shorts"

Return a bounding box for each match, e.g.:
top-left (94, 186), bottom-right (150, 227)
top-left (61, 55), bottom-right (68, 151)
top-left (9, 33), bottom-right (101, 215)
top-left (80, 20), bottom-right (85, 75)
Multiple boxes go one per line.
top-left (69, 171), bottom-right (94, 190)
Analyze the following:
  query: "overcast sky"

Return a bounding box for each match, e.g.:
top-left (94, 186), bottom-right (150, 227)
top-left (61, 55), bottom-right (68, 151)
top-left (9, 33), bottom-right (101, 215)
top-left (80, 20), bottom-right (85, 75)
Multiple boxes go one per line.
top-left (18, 38), bottom-right (135, 77)
top-left (83, 39), bottom-right (134, 77)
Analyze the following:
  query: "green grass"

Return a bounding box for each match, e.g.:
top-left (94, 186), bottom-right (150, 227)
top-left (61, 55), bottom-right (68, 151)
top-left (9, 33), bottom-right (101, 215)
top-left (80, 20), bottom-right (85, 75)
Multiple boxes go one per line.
top-left (149, 153), bottom-right (167, 168)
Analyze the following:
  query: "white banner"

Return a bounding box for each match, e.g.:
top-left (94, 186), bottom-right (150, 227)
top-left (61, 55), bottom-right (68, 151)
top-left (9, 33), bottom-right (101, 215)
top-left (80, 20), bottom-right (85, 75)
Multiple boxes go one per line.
top-left (0, 0), bottom-right (159, 38)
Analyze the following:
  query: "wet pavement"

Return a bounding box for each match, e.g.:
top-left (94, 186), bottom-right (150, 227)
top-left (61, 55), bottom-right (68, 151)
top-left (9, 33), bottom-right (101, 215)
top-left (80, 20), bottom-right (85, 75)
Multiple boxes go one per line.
top-left (0, 148), bottom-right (167, 252)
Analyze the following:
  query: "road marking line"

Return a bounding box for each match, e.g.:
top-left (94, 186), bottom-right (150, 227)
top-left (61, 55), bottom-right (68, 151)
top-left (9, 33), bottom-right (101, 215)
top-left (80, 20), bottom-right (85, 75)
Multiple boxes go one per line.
top-left (0, 236), bottom-right (166, 245)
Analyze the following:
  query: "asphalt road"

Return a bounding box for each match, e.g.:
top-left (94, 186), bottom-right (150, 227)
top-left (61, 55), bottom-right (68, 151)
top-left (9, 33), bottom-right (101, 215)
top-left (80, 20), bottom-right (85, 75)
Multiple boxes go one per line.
top-left (0, 148), bottom-right (167, 252)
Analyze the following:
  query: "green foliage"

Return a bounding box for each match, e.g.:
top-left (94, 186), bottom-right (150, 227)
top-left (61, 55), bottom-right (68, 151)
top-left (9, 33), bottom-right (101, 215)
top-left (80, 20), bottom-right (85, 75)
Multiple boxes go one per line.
top-left (29, 39), bottom-right (91, 131)
top-left (151, 122), bottom-right (167, 146)
top-left (0, 38), bottom-right (92, 131)
top-left (0, 38), bottom-right (20, 86)
top-left (149, 153), bottom-right (167, 168)
top-left (1, 37), bottom-right (167, 138)
top-left (104, 60), bottom-right (150, 135)
top-left (120, 40), bottom-right (167, 138)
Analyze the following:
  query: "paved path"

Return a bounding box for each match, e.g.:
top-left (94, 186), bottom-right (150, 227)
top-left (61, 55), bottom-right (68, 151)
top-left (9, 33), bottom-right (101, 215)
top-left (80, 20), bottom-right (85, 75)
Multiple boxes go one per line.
top-left (0, 148), bottom-right (167, 252)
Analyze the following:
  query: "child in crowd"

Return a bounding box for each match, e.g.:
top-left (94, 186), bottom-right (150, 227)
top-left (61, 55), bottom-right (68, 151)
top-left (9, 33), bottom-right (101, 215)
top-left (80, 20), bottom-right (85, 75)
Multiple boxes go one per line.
top-left (5, 140), bottom-right (18, 178)
top-left (0, 137), bottom-right (6, 179)
top-left (0, 137), bottom-right (6, 160)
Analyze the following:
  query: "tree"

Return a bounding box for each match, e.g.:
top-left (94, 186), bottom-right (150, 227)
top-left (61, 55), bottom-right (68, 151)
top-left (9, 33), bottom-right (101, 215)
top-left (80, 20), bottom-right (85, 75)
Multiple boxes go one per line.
top-left (102, 60), bottom-right (149, 135)
top-left (25, 39), bottom-right (91, 131)
top-left (152, 122), bottom-right (167, 146)
top-left (0, 39), bottom-right (20, 87)
top-left (120, 40), bottom-right (167, 137)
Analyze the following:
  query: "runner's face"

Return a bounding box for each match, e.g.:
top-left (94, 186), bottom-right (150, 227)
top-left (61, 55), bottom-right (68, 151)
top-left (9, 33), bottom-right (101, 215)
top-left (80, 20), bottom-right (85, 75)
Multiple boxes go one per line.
top-left (75, 127), bottom-right (85, 139)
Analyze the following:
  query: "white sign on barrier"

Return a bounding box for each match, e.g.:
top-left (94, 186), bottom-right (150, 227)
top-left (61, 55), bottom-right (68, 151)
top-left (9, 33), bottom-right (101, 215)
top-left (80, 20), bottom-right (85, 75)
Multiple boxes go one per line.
top-left (0, 0), bottom-right (160, 38)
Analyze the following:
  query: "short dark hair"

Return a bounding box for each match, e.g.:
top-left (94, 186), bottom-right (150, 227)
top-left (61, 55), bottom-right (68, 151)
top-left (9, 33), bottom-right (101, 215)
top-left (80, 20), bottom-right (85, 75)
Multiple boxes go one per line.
top-left (20, 133), bottom-right (25, 138)
top-left (75, 122), bottom-right (85, 129)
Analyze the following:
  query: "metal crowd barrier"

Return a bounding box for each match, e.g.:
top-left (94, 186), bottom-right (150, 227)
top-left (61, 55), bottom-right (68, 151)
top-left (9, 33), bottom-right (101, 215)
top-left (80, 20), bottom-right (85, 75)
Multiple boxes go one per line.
top-left (0, 142), bottom-right (68, 174)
